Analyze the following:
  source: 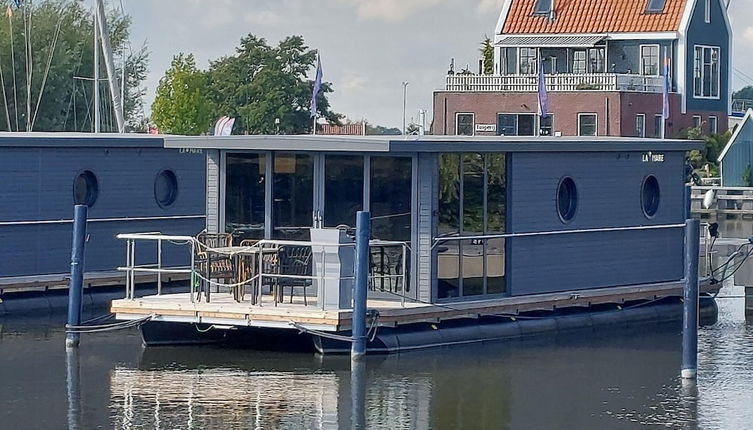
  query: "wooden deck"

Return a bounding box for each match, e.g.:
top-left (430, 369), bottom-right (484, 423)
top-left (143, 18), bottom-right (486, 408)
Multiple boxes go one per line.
top-left (0, 270), bottom-right (190, 294)
top-left (111, 279), bottom-right (717, 332)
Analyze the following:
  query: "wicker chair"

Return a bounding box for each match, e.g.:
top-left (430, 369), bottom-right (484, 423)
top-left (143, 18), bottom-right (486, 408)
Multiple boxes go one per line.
top-left (194, 232), bottom-right (234, 302)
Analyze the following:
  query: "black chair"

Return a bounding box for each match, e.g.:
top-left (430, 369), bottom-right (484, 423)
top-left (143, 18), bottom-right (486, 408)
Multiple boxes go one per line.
top-left (273, 245), bottom-right (312, 306)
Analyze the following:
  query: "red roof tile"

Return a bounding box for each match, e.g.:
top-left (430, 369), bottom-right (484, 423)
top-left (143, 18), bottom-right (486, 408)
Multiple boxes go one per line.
top-left (502, 0), bottom-right (688, 34)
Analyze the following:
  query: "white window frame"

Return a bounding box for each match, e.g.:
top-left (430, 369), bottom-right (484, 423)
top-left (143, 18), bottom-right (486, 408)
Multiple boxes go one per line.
top-left (709, 115), bottom-right (718, 134)
top-left (455, 112), bottom-right (475, 136)
top-left (550, 56), bottom-right (558, 74)
top-left (693, 45), bottom-right (721, 100)
top-left (692, 115), bottom-right (702, 129)
top-left (518, 47), bottom-right (538, 75)
top-left (636, 114), bottom-right (646, 138)
top-left (640, 44), bottom-right (661, 76)
top-left (705, 0), bottom-right (711, 23)
top-left (496, 112), bottom-right (537, 137)
top-left (577, 113), bottom-right (598, 137)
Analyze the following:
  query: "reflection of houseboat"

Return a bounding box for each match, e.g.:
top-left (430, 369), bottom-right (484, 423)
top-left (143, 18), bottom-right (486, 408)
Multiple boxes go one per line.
top-left (111, 135), bottom-right (716, 353)
top-left (0, 134), bottom-right (205, 306)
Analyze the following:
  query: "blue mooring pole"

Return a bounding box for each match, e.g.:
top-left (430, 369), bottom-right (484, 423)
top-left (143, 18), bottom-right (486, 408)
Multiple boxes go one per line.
top-left (682, 218), bottom-right (700, 379)
top-left (352, 211), bottom-right (370, 360)
top-left (66, 205), bottom-right (88, 349)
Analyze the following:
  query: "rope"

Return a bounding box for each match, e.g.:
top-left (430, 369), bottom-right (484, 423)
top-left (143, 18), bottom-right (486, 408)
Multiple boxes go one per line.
top-left (66, 314), bottom-right (153, 333)
top-left (289, 322), bottom-right (355, 343)
top-left (0, 38), bottom-right (10, 130)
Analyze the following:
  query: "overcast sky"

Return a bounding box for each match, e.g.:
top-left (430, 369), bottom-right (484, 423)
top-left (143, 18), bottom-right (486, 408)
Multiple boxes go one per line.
top-left (124, 0), bottom-right (753, 129)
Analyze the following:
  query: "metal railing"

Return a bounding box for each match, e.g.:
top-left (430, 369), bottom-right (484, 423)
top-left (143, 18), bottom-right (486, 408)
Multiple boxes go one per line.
top-left (116, 233), bottom-right (410, 308)
top-left (732, 98), bottom-right (753, 113)
top-left (444, 73), bottom-right (664, 93)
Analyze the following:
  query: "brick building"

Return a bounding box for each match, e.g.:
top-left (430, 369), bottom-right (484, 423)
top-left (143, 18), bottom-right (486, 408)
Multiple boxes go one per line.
top-left (432, 0), bottom-right (732, 138)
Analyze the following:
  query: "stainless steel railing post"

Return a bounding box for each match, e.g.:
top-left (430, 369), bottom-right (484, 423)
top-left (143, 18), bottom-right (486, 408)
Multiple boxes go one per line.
top-left (157, 238), bottom-right (163, 295)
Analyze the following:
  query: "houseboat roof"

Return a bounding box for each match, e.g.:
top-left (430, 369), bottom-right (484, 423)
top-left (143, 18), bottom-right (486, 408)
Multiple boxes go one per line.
top-left (0, 132), bottom-right (163, 148)
top-left (163, 135), bottom-right (703, 153)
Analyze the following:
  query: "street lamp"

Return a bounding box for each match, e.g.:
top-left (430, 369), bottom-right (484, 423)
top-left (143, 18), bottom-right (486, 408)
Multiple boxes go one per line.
top-left (402, 81), bottom-right (409, 135)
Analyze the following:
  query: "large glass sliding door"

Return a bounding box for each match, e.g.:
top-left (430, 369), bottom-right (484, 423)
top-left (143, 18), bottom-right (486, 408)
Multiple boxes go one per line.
top-left (437, 152), bottom-right (507, 300)
top-left (324, 155), bottom-right (364, 229)
top-left (273, 153), bottom-right (314, 240)
top-left (370, 156), bottom-right (413, 295)
top-left (225, 153), bottom-right (266, 240)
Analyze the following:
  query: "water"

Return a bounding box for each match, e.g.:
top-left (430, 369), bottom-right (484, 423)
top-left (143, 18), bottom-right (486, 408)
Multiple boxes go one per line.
top-left (1, 287), bottom-right (753, 429)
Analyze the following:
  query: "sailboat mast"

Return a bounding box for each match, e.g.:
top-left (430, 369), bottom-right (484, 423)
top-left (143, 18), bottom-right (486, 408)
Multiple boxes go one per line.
top-left (95, 0), bottom-right (125, 133)
top-left (93, 0), bottom-right (99, 133)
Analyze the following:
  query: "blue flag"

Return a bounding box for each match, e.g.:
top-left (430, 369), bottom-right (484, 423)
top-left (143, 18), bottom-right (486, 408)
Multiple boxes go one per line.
top-left (537, 60), bottom-right (549, 119)
top-left (662, 55), bottom-right (671, 120)
top-left (310, 54), bottom-right (322, 119)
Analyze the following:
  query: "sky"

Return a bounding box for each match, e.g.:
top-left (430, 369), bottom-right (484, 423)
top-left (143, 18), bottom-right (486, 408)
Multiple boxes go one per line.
top-left (123, 0), bottom-right (753, 129)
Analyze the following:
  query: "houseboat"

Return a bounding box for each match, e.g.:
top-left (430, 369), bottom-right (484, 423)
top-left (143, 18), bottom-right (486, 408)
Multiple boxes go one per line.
top-left (111, 134), bottom-right (717, 354)
top-left (0, 133), bottom-right (205, 310)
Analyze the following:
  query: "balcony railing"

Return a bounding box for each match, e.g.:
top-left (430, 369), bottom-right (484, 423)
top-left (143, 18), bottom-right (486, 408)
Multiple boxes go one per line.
top-left (732, 99), bottom-right (753, 113)
top-left (445, 73), bottom-right (665, 93)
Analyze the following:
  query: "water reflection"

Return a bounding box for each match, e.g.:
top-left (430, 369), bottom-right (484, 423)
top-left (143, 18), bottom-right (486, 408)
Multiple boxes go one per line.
top-left (3, 293), bottom-right (753, 429)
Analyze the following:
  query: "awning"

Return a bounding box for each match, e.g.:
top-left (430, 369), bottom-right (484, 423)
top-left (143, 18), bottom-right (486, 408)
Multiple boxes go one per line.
top-left (495, 35), bottom-right (606, 48)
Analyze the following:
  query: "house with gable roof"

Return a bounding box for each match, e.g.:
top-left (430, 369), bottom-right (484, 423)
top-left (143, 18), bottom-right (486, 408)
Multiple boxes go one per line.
top-left (432, 0), bottom-right (732, 138)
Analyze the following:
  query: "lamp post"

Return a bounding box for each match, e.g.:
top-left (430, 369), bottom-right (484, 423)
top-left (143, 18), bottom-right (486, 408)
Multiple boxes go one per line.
top-left (402, 81), bottom-right (409, 135)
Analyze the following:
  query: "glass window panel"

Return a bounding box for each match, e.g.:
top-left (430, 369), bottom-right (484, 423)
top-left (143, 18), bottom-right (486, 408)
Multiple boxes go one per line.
top-left (505, 48), bottom-right (517, 75)
top-left (273, 153), bottom-right (313, 240)
top-left (225, 153), bottom-right (266, 240)
top-left (539, 116), bottom-right (554, 136)
top-left (573, 50), bottom-right (586, 74)
top-left (654, 115), bottom-right (663, 138)
top-left (486, 154), bottom-right (506, 233)
top-left (641, 46), bottom-right (659, 76)
top-left (588, 48), bottom-right (605, 73)
top-left (456, 114), bottom-right (474, 136)
top-left (486, 238), bottom-right (506, 294)
top-left (462, 240), bottom-right (484, 296)
top-left (371, 157), bottom-right (412, 241)
top-left (324, 155), bottom-right (364, 228)
top-left (534, 0), bottom-right (552, 14)
top-left (517, 115), bottom-right (535, 136)
top-left (636, 114), bottom-right (645, 138)
top-left (519, 48), bottom-right (537, 75)
top-left (437, 243), bottom-right (460, 299)
top-left (462, 154), bottom-right (484, 234)
top-left (579, 114), bottom-right (597, 136)
top-left (497, 114), bottom-right (517, 136)
top-left (439, 154), bottom-right (460, 235)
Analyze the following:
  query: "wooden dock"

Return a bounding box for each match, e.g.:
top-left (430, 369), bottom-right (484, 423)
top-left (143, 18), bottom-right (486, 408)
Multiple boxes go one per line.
top-left (112, 280), bottom-right (716, 332)
top-left (0, 270), bottom-right (190, 295)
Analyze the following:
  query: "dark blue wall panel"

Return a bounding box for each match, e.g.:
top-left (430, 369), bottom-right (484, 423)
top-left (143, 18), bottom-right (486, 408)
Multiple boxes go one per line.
top-left (508, 151), bottom-right (685, 296)
top-left (0, 142), bottom-right (206, 278)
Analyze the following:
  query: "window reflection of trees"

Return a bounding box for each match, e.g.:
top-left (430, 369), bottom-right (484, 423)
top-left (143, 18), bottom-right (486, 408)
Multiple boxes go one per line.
top-left (438, 153), bottom-right (507, 299)
top-left (225, 153), bottom-right (266, 240)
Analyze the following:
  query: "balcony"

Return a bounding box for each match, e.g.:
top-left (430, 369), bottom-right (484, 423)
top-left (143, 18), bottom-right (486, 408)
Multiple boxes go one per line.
top-left (445, 73), bottom-right (665, 93)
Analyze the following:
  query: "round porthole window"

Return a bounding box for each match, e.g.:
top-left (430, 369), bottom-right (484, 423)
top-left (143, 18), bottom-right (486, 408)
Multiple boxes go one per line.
top-left (73, 170), bottom-right (99, 207)
top-left (557, 177), bottom-right (578, 222)
top-left (155, 169), bottom-right (179, 208)
top-left (642, 175), bottom-right (660, 217)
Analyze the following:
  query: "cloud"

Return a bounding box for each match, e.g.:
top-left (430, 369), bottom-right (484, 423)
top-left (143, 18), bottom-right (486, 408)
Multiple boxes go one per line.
top-left (343, 0), bottom-right (446, 22)
top-left (477, 0), bottom-right (501, 13)
top-left (341, 72), bottom-right (369, 92)
top-left (744, 26), bottom-right (753, 43)
top-left (243, 10), bottom-right (283, 26)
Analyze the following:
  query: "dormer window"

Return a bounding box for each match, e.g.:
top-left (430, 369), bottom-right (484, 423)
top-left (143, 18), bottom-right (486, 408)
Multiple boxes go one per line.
top-left (646, 0), bottom-right (667, 13)
top-left (534, 0), bottom-right (553, 15)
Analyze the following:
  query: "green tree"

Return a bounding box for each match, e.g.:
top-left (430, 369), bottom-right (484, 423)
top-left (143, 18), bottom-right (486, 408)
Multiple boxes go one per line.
top-left (207, 34), bottom-right (339, 134)
top-left (0, 0), bottom-right (148, 132)
top-left (151, 54), bottom-right (212, 135)
top-left (733, 86), bottom-right (753, 100)
top-left (480, 36), bottom-right (494, 75)
top-left (682, 124), bottom-right (731, 177)
top-left (365, 122), bottom-right (401, 135)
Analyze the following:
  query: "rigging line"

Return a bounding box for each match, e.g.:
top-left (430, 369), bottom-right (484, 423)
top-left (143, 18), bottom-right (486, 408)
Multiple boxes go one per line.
top-left (21, 0), bottom-right (31, 132)
top-left (732, 67), bottom-right (753, 86)
top-left (31, 0), bottom-right (68, 130)
top-left (7, 6), bottom-right (18, 131)
top-left (63, 44), bottom-right (86, 129)
top-left (0, 41), bottom-right (11, 130)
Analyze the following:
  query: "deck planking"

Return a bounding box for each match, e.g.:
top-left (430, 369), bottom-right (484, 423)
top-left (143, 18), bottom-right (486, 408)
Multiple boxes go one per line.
top-left (112, 279), bottom-right (717, 332)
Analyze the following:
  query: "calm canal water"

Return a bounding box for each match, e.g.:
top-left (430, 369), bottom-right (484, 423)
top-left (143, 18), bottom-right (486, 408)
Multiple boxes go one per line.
top-left (1, 286), bottom-right (753, 429)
